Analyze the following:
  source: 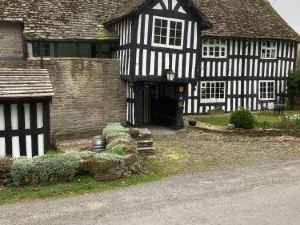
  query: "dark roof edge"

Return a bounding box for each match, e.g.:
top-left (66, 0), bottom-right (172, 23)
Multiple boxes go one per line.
top-left (202, 34), bottom-right (300, 43)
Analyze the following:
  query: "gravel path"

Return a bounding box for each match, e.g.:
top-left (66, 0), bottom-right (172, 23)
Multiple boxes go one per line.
top-left (1, 159), bottom-right (300, 225)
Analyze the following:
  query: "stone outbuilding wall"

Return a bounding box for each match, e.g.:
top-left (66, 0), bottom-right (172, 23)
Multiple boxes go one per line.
top-left (0, 58), bottom-right (127, 140)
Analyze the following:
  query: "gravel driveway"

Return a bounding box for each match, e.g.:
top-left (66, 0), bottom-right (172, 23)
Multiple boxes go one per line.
top-left (1, 159), bottom-right (300, 225)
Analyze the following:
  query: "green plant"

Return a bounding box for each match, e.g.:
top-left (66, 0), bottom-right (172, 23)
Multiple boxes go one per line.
top-left (105, 144), bottom-right (125, 156)
top-left (33, 153), bottom-right (81, 184)
top-left (287, 70), bottom-right (300, 108)
top-left (11, 158), bottom-right (39, 185)
top-left (11, 153), bottom-right (81, 185)
top-left (96, 153), bottom-right (124, 163)
top-left (102, 123), bottom-right (127, 140)
top-left (277, 114), bottom-right (300, 130)
top-left (230, 108), bottom-right (256, 129)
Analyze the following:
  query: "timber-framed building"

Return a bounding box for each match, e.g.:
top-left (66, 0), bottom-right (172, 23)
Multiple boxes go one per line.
top-left (0, 0), bottom-right (299, 157)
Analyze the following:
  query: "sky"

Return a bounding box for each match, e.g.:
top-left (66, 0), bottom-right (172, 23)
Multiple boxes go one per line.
top-left (268, 0), bottom-right (300, 34)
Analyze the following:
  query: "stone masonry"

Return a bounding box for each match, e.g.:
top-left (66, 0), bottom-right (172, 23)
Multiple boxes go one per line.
top-left (0, 58), bottom-right (127, 139)
top-left (0, 22), bottom-right (23, 59)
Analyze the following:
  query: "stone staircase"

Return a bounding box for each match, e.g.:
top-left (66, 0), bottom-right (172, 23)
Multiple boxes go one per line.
top-left (130, 128), bottom-right (156, 156)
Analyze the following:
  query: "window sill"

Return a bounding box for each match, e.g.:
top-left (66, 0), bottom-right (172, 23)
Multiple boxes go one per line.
top-left (200, 99), bottom-right (226, 104)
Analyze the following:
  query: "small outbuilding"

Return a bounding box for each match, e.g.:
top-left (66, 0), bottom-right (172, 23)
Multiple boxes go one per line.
top-left (0, 68), bottom-right (53, 158)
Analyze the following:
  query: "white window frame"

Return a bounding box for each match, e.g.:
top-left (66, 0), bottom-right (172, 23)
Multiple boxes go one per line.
top-left (261, 41), bottom-right (277, 59)
top-left (200, 81), bottom-right (226, 103)
top-left (152, 16), bottom-right (185, 50)
top-left (202, 38), bottom-right (227, 58)
top-left (259, 80), bottom-right (275, 100)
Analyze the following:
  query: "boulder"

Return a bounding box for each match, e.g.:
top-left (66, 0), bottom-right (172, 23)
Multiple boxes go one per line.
top-left (227, 124), bottom-right (236, 130)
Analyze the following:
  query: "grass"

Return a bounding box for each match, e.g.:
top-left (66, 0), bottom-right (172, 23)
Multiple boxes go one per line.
top-left (196, 110), bottom-right (300, 128)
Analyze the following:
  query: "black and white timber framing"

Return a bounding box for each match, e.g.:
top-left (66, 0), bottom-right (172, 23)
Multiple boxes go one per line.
top-left (0, 69), bottom-right (53, 158)
top-left (106, 0), bottom-right (299, 125)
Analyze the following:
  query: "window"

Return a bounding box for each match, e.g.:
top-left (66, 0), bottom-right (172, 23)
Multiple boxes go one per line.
top-left (202, 38), bottom-right (227, 58)
top-left (261, 41), bottom-right (277, 59)
top-left (152, 16), bottom-right (184, 49)
top-left (259, 81), bottom-right (275, 100)
top-left (32, 42), bottom-right (51, 57)
top-left (201, 81), bottom-right (225, 102)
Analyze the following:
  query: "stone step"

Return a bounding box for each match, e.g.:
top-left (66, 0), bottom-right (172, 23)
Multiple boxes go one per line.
top-left (137, 147), bottom-right (156, 155)
top-left (137, 139), bottom-right (154, 148)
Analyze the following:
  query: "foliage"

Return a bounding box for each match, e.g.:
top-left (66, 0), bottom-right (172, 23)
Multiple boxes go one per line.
top-left (0, 157), bottom-right (12, 173)
top-left (11, 153), bottom-right (81, 185)
top-left (102, 123), bottom-right (127, 140)
top-left (96, 153), bottom-right (124, 163)
top-left (105, 144), bottom-right (125, 156)
top-left (277, 114), bottom-right (300, 130)
top-left (11, 158), bottom-right (38, 185)
top-left (106, 132), bottom-right (131, 143)
top-left (230, 108), bottom-right (256, 129)
top-left (76, 151), bottom-right (96, 158)
top-left (287, 70), bottom-right (300, 108)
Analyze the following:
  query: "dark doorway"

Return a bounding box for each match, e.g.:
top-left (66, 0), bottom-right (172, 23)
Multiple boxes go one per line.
top-left (141, 82), bottom-right (185, 129)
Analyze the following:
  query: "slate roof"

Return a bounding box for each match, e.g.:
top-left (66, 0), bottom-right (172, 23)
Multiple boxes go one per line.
top-left (0, 0), bottom-right (299, 41)
top-left (196, 0), bottom-right (299, 41)
top-left (0, 68), bottom-right (54, 98)
top-left (0, 0), bottom-right (125, 40)
top-left (106, 0), bottom-right (300, 41)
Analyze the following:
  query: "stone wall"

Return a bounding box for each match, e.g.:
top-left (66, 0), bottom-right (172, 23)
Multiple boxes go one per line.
top-left (0, 58), bottom-right (127, 139)
top-left (0, 22), bottom-right (23, 59)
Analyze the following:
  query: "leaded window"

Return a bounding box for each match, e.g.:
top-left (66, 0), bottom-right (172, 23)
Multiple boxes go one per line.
top-left (261, 42), bottom-right (277, 59)
top-left (152, 16), bottom-right (184, 49)
top-left (201, 81), bottom-right (225, 101)
top-left (202, 38), bottom-right (227, 58)
top-left (259, 81), bottom-right (275, 100)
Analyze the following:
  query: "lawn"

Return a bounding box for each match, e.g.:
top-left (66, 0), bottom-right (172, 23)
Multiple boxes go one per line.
top-left (195, 111), bottom-right (300, 128)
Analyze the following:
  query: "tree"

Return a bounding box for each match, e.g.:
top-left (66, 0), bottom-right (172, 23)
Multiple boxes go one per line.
top-left (287, 70), bottom-right (300, 108)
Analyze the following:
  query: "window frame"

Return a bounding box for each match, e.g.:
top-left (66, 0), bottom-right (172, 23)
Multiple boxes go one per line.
top-left (259, 80), bottom-right (275, 100)
top-left (152, 16), bottom-right (185, 50)
top-left (202, 38), bottom-right (227, 59)
top-left (200, 81), bottom-right (226, 103)
top-left (261, 41), bottom-right (277, 60)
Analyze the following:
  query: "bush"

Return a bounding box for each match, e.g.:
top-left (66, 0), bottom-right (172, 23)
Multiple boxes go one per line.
top-left (11, 158), bottom-right (38, 185)
top-left (105, 144), bottom-right (125, 156)
top-left (96, 153), bottom-right (124, 163)
top-left (230, 108), bottom-right (256, 129)
top-left (277, 114), bottom-right (300, 130)
top-left (11, 153), bottom-right (81, 185)
top-left (102, 123), bottom-right (127, 140)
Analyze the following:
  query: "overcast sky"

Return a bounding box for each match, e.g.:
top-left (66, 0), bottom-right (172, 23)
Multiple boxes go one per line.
top-left (268, 0), bottom-right (300, 34)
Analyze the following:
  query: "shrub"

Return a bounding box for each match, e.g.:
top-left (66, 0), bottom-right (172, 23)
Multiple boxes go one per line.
top-left (230, 108), bottom-right (256, 129)
top-left (106, 132), bottom-right (131, 143)
top-left (11, 158), bottom-right (38, 185)
top-left (287, 70), bottom-right (300, 108)
top-left (11, 153), bottom-right (81, 185)
top-left (102, 123), bottom-right (127, 140)
top-left (277, 114), bottom-right (300, 130)
top-left (105, 144), bottom-right (125, 156)
top-left (33, 153), bottom-right (81, 184)
top-left (96, 153), bottom-right (124, 163)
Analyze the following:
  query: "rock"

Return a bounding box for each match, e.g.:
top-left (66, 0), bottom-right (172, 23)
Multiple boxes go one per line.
top-left (227, 124), bottom-right (236, 130)
top-left (128, 128), bottom-right (140, 139)
top-left (106, 137), bottom-right (138, 154)
top-left (123, 171), bottom-right (133, 177)
top-left (123, 154), bottom-right (139, 166)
